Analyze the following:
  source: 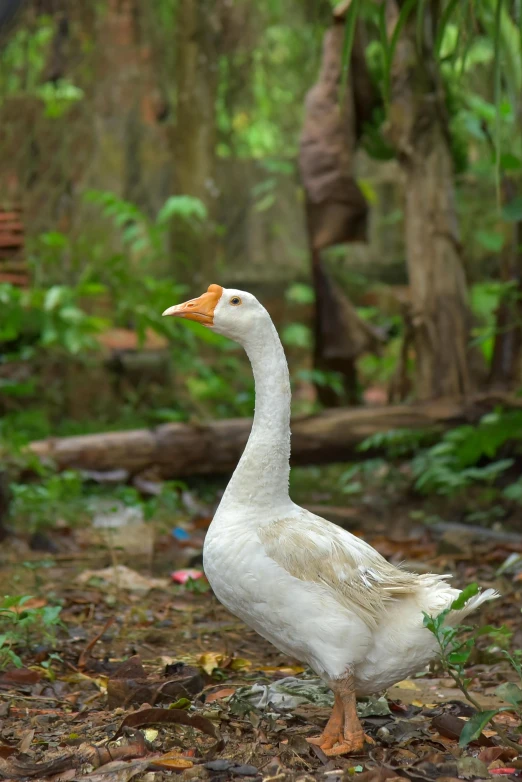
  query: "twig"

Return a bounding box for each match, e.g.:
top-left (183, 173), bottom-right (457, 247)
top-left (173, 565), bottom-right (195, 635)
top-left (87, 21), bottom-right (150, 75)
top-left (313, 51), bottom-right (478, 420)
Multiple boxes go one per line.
top-left (78, 616), bottom-right (115, 669)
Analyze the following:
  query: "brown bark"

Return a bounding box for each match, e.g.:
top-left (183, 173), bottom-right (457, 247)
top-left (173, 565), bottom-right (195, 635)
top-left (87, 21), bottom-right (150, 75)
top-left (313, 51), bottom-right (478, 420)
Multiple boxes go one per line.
top-left (489, 178), bottom-right (522, 388)
top-left (171, 0), bottom-right (223, 283)
top-left (385, 0), bottom-right (477, 401)
top-left (299, 10), bottom-right (381, 406)
top-left (312, 254), bottom-right (385, 406)
top-left (27, 394), bottom-right (519, 479)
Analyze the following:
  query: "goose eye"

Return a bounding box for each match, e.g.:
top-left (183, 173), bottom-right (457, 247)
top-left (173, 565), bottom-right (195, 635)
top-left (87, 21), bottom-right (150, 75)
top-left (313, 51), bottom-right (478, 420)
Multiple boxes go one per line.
top-left (230, 296), bottom-right (242, 306)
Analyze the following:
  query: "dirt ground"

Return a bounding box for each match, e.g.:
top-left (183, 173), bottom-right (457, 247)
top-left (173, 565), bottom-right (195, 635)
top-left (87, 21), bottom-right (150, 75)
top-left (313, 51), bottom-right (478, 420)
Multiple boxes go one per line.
top-left (0, 493), bottom-right (521, 782)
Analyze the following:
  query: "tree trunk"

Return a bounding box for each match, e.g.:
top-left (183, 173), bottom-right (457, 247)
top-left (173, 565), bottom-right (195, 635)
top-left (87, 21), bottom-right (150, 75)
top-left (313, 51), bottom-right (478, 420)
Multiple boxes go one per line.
top-left (299, 9), bottom-right (380, 406)
top-left (26, 394), bottom-right (518, 479)
top-left (489, 178), bottom-right (522, 388)
top-left (312, 252), bottom-right (384, 406)
top-left (171, 0), bottom-right (220, 284)
top-left (386, 0), bottom-right (477, 401)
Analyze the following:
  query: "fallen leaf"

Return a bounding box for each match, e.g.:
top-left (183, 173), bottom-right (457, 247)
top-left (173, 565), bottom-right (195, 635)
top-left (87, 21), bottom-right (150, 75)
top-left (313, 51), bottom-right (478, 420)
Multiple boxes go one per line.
top-left (432, 713), bottom-right (494, 747)
top-left (478, 747), bottom-right (505, 765)
top-left (205, 688), bottom-right (236, 703)
top-left (198, 652), bottom-right (225, 675)
top-left (0, 668), bottom-right (41, 686)
top-left (112, 707), bottom-right (224, 752)
top-left (395, 679), bottom-right (419, 690)
top-left (19, 730), bottom-right (34, 754)
top-left (107, 664), bottom-right (204, 709)
top-left (12, 598), bottom-right (47, 613)
top-left (78, 759), bottom-right (150, 782)
top-left (229, 658), bottom-right (252, 671)
top-left (78, 617), bottom-right (115, 669)
top-left (457, 756), bottom-right (490, 779)
top-left (257, 665), bottom-right (305, 675)
top-left (149, 750), bottom-right (193, 770)
top-left (356, 769), bottom-right (404, 782)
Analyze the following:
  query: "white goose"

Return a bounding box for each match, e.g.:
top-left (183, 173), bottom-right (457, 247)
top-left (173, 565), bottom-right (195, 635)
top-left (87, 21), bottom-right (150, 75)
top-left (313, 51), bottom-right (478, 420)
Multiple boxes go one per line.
top-left (163, 284), bottom-right (498, 756)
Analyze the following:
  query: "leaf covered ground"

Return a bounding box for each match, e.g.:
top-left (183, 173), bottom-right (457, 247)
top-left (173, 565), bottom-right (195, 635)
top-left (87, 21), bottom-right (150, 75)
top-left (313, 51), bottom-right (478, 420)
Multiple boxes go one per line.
top-left (0, 485), bottom-right (521, 782)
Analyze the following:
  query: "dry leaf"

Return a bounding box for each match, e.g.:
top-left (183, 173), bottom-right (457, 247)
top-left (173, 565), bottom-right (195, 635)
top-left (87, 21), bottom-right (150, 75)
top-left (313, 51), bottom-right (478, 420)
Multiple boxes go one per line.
top-left (149, 750), bottom-right (193, 770)
top-left (113, 707), bottom-right (224, 752)
top-left (19, 730), bottom-right (34, 754)
top-left (205, 688), bottom-right (236, 703)
top-left (395, 680), bottom-right (419, 690)
top-left (198, 652), bottom-right (224, 675)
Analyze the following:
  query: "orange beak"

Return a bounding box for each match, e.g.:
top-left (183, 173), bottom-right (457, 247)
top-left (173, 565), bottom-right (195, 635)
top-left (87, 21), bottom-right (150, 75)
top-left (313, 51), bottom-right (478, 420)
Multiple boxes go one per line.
top-left (162, 284), bottom-right (223, 326)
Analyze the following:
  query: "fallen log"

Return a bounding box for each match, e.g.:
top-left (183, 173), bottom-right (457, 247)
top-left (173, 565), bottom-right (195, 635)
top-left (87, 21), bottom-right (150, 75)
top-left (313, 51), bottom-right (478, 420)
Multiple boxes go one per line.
top-left (26, 394), bottom-right (521, 479)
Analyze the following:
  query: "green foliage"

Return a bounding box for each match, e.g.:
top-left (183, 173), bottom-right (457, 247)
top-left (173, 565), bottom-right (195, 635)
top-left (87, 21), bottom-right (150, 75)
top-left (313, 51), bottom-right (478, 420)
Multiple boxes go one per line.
top-left (0, 280), bottom-right (108, 360)
top-left (0, 18), bottom-right (53, 97)
top-left (216, 4), bottom-right (323, 159)
top-left (85, 190), bottom-right (206, 269)
top-left (358, 427), bottom-right (438, 459)
top-left (9, 470), bottom-right (84, 533)
top-left (338, 457), bottom-right (404, 497)
top-left (0, 17), bottom-right (83, 116)
top-left (285, 283), bottom-right (315, 305)
top-left (295, 368), bottom-right (344, 399)
top-left (0, 595), bottom-right (64, 670)
top-left (423, 588), bottom-right (522, 748)
top-left (357, 410), bottom-right (522, 499)
top-left (411, 410), bottom-right (522, 496)
top-left (281, 323), bottom-right (312, 349)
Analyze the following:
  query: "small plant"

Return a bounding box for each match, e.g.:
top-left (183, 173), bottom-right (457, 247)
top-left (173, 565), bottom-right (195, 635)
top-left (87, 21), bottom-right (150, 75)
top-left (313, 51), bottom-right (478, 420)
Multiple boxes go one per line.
top-left (185, 576), bottom-right (210, 595)
top-left (424, 584), bottom-right (522, 749)
top-left (0, 595), bottom-right (64, 669)
top-left (359, 427), bottom-right (437, 459)
top-left (358, 410), bottom-right (522, 498)
top-left (10, 470), bottom-right (84, 532)
top-left (411, 410), bottom-right (522, 496)
top-left (339, 458), bottom-right (403, 497)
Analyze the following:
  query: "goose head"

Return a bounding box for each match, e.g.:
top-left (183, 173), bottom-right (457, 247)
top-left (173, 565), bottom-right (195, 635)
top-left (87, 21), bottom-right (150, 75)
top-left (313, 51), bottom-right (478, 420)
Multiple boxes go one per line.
top-left (162, 284), bottom-right (268, 343)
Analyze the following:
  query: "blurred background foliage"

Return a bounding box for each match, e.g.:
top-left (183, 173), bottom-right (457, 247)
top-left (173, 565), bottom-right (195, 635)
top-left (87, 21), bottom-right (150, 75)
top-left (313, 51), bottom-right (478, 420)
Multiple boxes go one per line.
top-left (1, 0), bottom-right (522, 532)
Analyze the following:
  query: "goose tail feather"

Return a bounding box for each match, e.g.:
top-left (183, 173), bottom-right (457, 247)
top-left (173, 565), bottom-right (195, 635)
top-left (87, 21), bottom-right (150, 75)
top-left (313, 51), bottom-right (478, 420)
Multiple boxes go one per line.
top-left (446, 588), bottom-right (500, 625)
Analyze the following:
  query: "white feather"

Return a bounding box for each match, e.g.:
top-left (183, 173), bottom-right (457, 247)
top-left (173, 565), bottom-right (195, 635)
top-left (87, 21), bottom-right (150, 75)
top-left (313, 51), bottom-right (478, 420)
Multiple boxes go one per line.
top-left (202, 287), bottom-right (500, 693)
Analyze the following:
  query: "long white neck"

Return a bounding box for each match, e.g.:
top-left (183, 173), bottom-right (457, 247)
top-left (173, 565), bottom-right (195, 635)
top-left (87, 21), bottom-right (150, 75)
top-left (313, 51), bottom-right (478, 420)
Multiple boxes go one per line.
top-left (219, 315), bottom-right (292, 512)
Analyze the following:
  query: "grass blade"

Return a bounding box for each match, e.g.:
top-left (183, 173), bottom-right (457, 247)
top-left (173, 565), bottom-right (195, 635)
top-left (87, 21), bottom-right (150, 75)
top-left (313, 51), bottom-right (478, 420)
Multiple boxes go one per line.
top-left (435, 0), bottom-right (461, 55)
top-left (339, 0), bottom-right (362, 104)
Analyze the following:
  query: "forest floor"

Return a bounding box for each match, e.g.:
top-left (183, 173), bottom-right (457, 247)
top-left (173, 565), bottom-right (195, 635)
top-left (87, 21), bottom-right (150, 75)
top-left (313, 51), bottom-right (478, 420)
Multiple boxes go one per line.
top-left (0, 476), bottom-right (521, 782)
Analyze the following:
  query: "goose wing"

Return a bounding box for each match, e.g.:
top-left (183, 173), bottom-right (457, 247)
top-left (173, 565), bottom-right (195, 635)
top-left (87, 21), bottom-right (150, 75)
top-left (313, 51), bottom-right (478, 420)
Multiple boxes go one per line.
top-left (258, 508), bottom-right (422, 629)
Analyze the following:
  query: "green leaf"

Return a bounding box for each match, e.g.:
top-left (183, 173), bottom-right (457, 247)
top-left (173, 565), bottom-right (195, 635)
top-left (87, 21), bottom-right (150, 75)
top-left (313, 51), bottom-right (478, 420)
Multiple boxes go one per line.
top-left (500, 153), bottom-right (522, 172)
top-left (285, 283), bottom-right (315, 305)
top-left (451, 583), bottom-right (479, 611)
top-left (44, 285), bottom-right (68, 312)
top-left (339, 0), bottom-right (361, 102)
top-left (459, 709), bottom-right (499, 747)
top-left (156, 196), bottom-right (207, 225)
top-left (476, 230), bottom-right (505, 252)
top-left (281, 323), bottom-right (312, 349)
top-left (495, 682), bottom-right (522, 707)
top-left (503, 481), bottom-right (522, 502)
top-left (448, 649), bottom-right (472, 666)
top-left (435, 0), bottom-right (461, 55)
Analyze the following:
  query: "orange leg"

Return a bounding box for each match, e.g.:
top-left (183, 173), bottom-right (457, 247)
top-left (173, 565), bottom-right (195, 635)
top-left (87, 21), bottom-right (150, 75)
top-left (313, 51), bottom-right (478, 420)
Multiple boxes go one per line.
top-left (307, 673), bottom-right (365, 756)
top-left (306, 692), bottom-right (343, 749)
